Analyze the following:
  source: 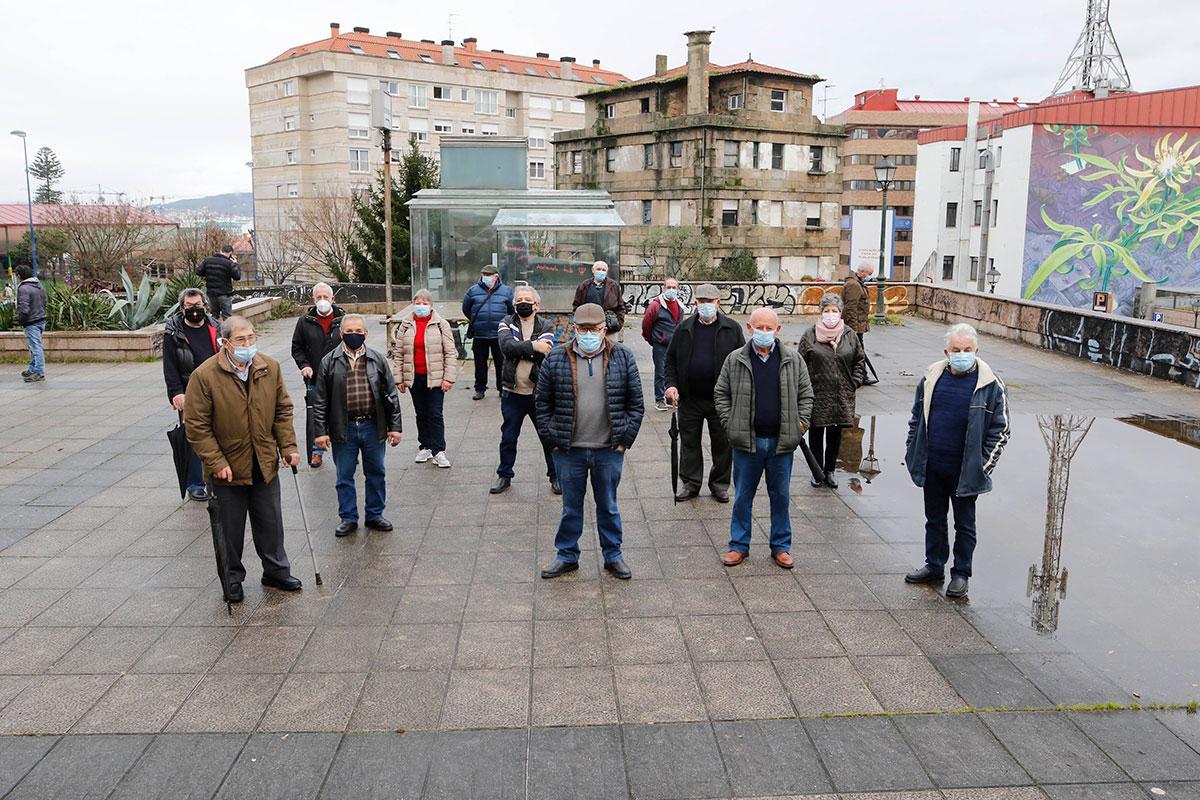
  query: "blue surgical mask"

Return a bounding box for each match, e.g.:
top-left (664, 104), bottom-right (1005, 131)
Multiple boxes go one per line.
top-left (577, 331), bottom-right (603, 353)
top-left (482, 275), bottom-right (497, 287)
top-left (232, 345), bottom-right (257, 363)
top-left (662, 288), bottom-right (678, 301)
top-left (751, 330), bottom-right (775, 349)
top-left (948, 351), bottom-right (977, 372)
top-left (413, 304), bottom-right (432, 318)
top-left (593, 271), bottom-right (607, 282)
top-left (697, 302), bottom-right (717, 321)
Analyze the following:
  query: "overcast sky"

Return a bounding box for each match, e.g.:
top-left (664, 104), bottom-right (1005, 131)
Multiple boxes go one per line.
top-left (2, 0), bottom-right (1194, 205)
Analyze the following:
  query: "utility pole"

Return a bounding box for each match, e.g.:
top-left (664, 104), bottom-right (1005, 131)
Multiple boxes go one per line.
top-left (382, 128), bottom-right (393, 315)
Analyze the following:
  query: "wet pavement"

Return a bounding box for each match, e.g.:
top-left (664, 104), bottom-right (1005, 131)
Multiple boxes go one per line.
top-left (0, 314), bottom-right (1198, 799)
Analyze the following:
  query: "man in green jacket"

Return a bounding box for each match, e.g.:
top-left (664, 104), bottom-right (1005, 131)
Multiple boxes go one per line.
top-left (714, 307), bottom-right (814, 570)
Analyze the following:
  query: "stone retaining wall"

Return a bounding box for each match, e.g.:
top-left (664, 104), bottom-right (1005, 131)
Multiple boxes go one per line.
top-left (0, 327), bottom-right (164, 362)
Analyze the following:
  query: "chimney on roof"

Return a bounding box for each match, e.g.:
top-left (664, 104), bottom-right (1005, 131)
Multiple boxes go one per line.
top-left (964, 96), bottom-right (970, 101)
top-left (559, 56), bottom-right (575, 80)
top-left (441, 40), bottom-right (456, 65)
top-left (593, 59), bottom-right (601, 68)
top-left (913, 94), bottom-right (921, 100)
top-left (420, 39), bottom-right (434, 43)
top-left (463, 37), bottom-right (477, 51)
top-left (684, 30), bottom-right (713, 115)
top-left (353, 26), bottom-right (369, 33)
top-left (386, 31), bottom-right (402, 39)
top-left (536, 52), bottom-right (550, 59)
top-left (491, 49), bottom-right (504, 53)
top-left (655, 54), bottom-right (668, 76)
top-left (1013, 96), bottom-right (1020, 102)
top-left (330, 22), bottom-right (340, 37)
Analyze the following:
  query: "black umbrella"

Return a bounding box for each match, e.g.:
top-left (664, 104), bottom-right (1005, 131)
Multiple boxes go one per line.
top-left (798, 437), bottom-right (826, 484)
top-left (669, 409), bottom-right (680, 504)
top-left (204, 477), bottom-right (234, 617)
top-left (166, 416), bottom-right (192, 500)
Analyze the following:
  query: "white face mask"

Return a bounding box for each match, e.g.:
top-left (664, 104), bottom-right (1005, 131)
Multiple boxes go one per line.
top-left (822, 311), bottom-right (841, 326)
top-left (315, 299), bottom-right (333, 315)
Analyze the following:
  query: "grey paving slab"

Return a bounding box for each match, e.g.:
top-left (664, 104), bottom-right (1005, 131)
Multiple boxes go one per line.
top-left (531, 666), bottom-right (619, 726)
top-left (608, 616), bottom-right (688, 664)
top-left (1139, 783), bottom-right (1200, 800)
top-left (439, 668), bottom-right (530, 729)
top-left (1158, 711), bottom-right (1200, 754)
top-left (72, 673), bottom-right (200, 734)
top-left (622, 722), bottom-right (730, 800)
top-left (1041, 785), bottom-right (1152, 800)
top-left (349, 670), bottom-right (449, 731)
top-left (455, 620), bottom-right (532, 669)
top-left (804, 716), bottom-right (935, 792)
top-left (533, 618), bottom-right (610, 667)
top-left (108, 733), bottom-right (247, 800)
top-left (259, 672), bottom-right (367, 732)
top-left (855, 655), bottom-right (967, 712)
top-left (824, 609), bottom-right (922, 656)
top-left (893, 609), bottom-right (997, 655)
top-left (6, 734), bottom-right (151, 800)
top-left (422, 729), bottom-right (527, 800)
top-left (895, 713), bottom-right (1031, 788)
top-left (294, 626), bottom-right (386, 673)
top-left (374, 623), bottom-right (459, 670)
top-left (1009, 653), bottom-right (1134, 705)
top-left (166, 673), bottom-right (286, 733)
top-left (0, 674), bottom-right (118, 734)
top-left (49, 626), bottom-right (162, 674)
top-left (695, 660), bottom-right (794, 720)
top-left (215, 732), bottom-right (340, 800)
top-left (680, 614), bottom-right (769, 662)
top-left (775, 657), bottom-right (883, 716)
top-left (981, 711), bottom-right (1127, 783)
top-left (212, 625), bottom-right (313, 673)
top-left (614, 663), bottom-right (707, 723)
top-left (931, 654), bottom-right (1053, 709)
top-left (318, 732), bottom-right (438, 800)
top-left (528, 725), bottom-right (629, 800)
top-left (1070, 712), bottom-right (1200, 781)
top-left (713, 719), bottom-right (833, 796)
top-left (0, 735), bottom-right (58, 797)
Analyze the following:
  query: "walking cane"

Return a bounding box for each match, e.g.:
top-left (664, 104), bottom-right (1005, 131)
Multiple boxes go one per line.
top-left (290, 464), bottom-right (323, 585)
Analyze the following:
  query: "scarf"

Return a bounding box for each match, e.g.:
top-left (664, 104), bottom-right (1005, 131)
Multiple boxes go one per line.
top-left (815, 318), bottom-right (845, 348)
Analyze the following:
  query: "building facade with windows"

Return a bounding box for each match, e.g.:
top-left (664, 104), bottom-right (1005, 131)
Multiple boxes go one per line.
top-left (244, 23), bottom-right (628, 278)
top-left (554, 30), bottom-right (843, 281)
top-left (828, 89), bottom-right (1027, 281)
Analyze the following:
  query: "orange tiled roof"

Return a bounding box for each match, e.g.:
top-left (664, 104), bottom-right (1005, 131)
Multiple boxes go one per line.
top-left (587, 59), bottom-right (821, 94)
top-left (267, 30), bottom-right (629, 86)
top-left (0, 204), bottom-right (176, 227)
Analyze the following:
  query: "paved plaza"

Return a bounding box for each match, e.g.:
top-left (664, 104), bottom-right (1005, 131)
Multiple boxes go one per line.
top-left (0, 314), bottom-right (1198, 799)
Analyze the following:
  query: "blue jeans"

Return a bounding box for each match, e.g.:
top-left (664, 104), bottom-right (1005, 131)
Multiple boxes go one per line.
top-left (332, 418), bottom-right (387, 523)
top-left (651, 341), bottom-right (669, 402)
top-left (498, 391), bottom-right (556, 480)
top-left (730, 436), bottom-right (794, 554)
top-left (551, 446), bottom-right (625, 564)
top-left (24, 321), bottom-right (45, 376)
top-left (923, 465), bottom-right (978, 577)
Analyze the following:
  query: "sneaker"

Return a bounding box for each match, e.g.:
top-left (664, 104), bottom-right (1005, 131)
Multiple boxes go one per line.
top-left (23, 373), bottom-right (45, 383)
top-left (432, 451), bottom-right (452, 468)
top-left (414, 449), bottom-right (433, 463)
top-left (655, 400), bottom-right (669, 412)
top-left (21, 369), bottom-right (31, 377)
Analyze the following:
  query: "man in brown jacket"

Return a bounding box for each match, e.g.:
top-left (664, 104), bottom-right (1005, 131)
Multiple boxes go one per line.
top-left (185, 315), bottom-right (303, 602)
top-left (572, 261), bottom-right (624, 344)
top-left (843, 264), bottom-right (879, 385)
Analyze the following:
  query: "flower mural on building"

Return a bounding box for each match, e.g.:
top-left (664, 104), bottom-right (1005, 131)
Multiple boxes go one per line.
top-left (1025, 131), bottom-right (1200, 302)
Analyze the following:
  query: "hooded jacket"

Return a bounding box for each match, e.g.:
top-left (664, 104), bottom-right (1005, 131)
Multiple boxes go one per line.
top-left (905, 357), bottom-right (1010, 497)
top-left (16, 277), bottom-right (46, 326)
top-left (535, 338), bottom-right (644, 451)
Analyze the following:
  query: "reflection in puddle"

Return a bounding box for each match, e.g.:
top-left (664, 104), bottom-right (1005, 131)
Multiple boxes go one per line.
top-left (1118, 414), bottom-right (1200, 449)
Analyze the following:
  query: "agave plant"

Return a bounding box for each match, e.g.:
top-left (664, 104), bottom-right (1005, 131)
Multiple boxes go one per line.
top-left (44, 280), bottom-right (122, 331)
top-left (103, 269), bottom-right (170, 330)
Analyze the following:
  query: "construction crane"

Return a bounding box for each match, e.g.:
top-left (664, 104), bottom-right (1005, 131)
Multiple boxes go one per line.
top-left (1051, 0), bottom-right (1132, 96)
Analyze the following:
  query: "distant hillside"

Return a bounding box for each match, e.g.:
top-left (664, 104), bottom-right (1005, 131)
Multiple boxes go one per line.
top-left (152, 192), bottom-right (253, 217)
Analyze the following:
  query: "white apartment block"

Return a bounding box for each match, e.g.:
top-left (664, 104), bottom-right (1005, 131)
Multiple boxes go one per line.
top-left (245, 23), bottom-right (628, 279)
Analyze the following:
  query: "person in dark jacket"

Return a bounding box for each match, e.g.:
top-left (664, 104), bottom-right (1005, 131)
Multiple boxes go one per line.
top-left (491, 285), bottom-right (558, 495)
top-left (572, 261), bottom-right (624, 344)
top-left (904, 323), bottom-right (1010, 598)
top-left (196, 244), bottom-right (240, 319)
top-left (798, 293), bottom-right (867, 490)
top-left (843, 264), bottom-right (879, 384)
top-left (14, 264), bottom-right (47, 383)
top-left (641, 277), bottom-right (684, 411)
top-left (664, 283), bottom-right (744, 503)
top-left (536, 303), bottom-right (644, 580)
top-left (462, 265), bottom-right (514, 400)
top-left (291, 282), bottom-right (345, 468)
top-left (163, 288), bottom-right (220, 500)
top-left (312, 314), bottom-right (404, 537)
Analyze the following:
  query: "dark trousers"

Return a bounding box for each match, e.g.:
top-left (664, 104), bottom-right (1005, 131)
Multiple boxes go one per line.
top-left (498, 391), bottom-right (556, 480)
top-left (304, 382), bottom-right (320, 458)
top-left (409, 374), bottom-right (446, 454)
top-left (552, 447), bottom-right (625, 564)
top-left (860, 332), bottom-right (879, 380)
top-left (922, 465), bottom-right (978, 578)
top-left (473, 337), bottom-right (503, 392)
top-left (332, 418), bottom-right (387, 523)
top-left (808, 425), bottom-right (843, 475)
top-left (678, 395), bottom-right (732, 492)
top-left (210, 470), bottom-right (291, 585)
top-left (651, 342), bottom-right (669, 402)
top-left (209, 293), bottom-right (234, 320)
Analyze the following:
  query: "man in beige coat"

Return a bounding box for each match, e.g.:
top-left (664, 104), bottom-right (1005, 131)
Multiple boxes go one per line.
top-left (390, 289), bottom-right (459, 468)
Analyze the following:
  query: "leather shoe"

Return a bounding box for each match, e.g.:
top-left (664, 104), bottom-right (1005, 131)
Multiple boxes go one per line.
top-left (472, 390), bottom-right (485, 400)
top-left (823, 471), bottom-right (838, 489)
top-left (310, 453), bottom-right (323, 468)
top-left (224, 582), bottom-right (244, 603)
top-left (710, 488), bottom-right (729, 503)
top-left (810, 477), bottom-right (823, 488)
top-left (604, 559), bottom-right (632, 579)
top-left (490, 477), bottom-right (511, 494)
top-left (366, 517), bottom-right (393, 531)
top-left (550, 478), bottom-right (562, 495)
top-left (187, 485), bottom-right (211, 502)
top-left (905, 565), bottom-right (945, 584)
top-left (335, 520), bottom-right (358, 537)
top-left (541, 559), bottom-right (578, 579)
top-left (262, 573), bottom-right (302, 591)
top-left (772, 551), bottom-right (795, 569)
top-left (675, 486), bottom-right (700, 501)
top-left (946, 575), bottom-right (969, 598)
top-left (722, 550), bottom-right (747, 566)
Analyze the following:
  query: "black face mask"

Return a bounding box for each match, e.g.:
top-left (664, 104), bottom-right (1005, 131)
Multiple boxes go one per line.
top-left (515, 302), bottom-right (535, 318)
top-left (342, 332), bottom-right (366, 350)
top-left (183, 307), bottom-right (206, 324)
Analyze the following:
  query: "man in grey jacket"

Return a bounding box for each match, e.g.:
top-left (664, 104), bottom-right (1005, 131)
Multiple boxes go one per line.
top-left (903, 323), bottom-right (1010, 598)
top-left (15, 264), bottom-right (47, 383)
top-left (714, 307), bottom-right (814, 570)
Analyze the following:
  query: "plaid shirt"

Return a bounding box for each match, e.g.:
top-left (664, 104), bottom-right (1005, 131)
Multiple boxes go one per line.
top-left (344, 349), bottom-right (374, 418)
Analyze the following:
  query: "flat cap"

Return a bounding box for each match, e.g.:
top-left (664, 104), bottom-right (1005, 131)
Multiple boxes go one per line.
top-left (574, 303), bottom-right (605, 327)
top-left (695, 283), bottom-right (720, 300)
top-left (480, 264), bottom-right (498, 274)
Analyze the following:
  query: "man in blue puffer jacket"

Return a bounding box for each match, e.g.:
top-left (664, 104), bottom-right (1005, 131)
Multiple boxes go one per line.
top-left (904, 322), bottom-right (1010, 599)
top-left (462, 265), bottom-right (514, 400)
top-left (535, 303), bottom-right (644, 581)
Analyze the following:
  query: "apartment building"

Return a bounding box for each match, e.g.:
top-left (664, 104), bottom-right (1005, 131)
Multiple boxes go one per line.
top-left (828, 89), bottom-right (1027, 280)
top-left (554, 30), bottom-right (843, 281)
top-left (244, 23), bottom-right (628, 278)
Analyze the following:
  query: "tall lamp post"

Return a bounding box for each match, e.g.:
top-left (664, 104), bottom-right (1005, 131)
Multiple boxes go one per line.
top-left (10, 131), bottom-right (38, 275)
top-left (245, 161), bottom-right (258, 284)
top-left (872, 158), bottom-right (896, 324)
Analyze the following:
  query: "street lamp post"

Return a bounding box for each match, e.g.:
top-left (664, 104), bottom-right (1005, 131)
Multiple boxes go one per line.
top-left (986, 262), bottom-right (1001, 294)
top-left (872, 158), bottom-right (896, 325)
top-left (10, 131), bottom-right (38, 275)
top-left (245, 162), bottom-right (258, 284)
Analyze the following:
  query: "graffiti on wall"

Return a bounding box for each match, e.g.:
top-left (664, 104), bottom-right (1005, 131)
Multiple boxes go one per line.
top-left (1039, 308), bottom-right (1200, 387)
top-left (622, 282), bottom-right (912, 316)
top-left (1023, 126), bottom-right (1200, 313)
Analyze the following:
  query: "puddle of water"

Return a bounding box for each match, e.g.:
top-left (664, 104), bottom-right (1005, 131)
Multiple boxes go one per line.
top-left (837, 413), bottom-right (1200, 700)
